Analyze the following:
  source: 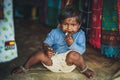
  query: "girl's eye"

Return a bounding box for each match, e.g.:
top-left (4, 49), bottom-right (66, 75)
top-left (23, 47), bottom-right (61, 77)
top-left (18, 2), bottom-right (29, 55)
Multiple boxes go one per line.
top-left (72, 24), bottom-right (75, 27)
top-left (63, 23), bottom-right (67, 26)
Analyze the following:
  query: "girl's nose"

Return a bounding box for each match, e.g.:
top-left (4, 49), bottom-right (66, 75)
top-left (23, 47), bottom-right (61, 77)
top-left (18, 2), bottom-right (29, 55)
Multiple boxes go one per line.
top-left (67, 26), bottom-right (72, 32)
top-left (67, 25), bottom-right (71, 30)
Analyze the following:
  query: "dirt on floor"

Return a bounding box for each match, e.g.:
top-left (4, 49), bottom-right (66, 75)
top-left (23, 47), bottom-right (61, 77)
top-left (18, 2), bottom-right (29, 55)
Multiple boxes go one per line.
top-left (0, 19), bottom-right (120, 80)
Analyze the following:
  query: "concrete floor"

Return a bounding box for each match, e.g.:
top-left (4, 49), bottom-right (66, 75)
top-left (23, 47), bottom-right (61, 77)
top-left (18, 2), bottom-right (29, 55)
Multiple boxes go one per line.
top-left (0, 19), bottom-right (120, 80)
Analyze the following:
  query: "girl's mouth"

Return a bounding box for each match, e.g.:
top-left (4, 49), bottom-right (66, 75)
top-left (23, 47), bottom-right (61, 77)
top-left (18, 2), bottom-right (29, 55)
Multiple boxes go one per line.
top-left (65, 32), bottom-right (68, 36)
top-left (65, 32), bottom-right (73, 36)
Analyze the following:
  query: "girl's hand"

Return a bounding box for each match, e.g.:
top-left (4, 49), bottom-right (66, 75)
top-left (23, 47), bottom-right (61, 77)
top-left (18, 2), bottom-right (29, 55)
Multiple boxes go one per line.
top-left (43, 43), bottom-right (54, 58)
top-left (65, 33), bottom-right (74, 46)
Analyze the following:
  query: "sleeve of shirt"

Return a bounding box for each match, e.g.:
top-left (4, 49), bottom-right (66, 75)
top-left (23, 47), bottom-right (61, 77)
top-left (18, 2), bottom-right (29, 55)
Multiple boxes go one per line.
top-left (69, 31), bottom-right (86, 55)
top-left (43, 29), bottom-right (55, 46)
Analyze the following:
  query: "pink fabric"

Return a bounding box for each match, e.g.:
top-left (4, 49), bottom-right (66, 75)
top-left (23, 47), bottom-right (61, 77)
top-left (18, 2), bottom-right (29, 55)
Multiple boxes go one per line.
top-left (118, 0), bottom-right (120, 34)
top-left (89, 0), bottom-right (103, 48)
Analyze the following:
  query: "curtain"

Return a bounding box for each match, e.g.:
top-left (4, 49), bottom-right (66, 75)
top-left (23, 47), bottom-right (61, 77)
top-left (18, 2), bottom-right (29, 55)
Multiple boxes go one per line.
top-left (117, 0), bottom-right (120, 58)
top-left (80, 0), bottom-right (92, 42)
top-left (89, 0), bottom-right (103, 48)
top-left (101, 0), bottom-right (120, 58)
top-left (118, 0), bottom-right (120, 34)
top-left (0, 0), bottom-right (17, 62)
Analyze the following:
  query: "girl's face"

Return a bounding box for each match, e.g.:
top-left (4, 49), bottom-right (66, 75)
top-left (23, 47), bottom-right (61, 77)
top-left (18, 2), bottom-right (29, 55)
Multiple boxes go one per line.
top-left (60, 17), bottom-right (81, 34)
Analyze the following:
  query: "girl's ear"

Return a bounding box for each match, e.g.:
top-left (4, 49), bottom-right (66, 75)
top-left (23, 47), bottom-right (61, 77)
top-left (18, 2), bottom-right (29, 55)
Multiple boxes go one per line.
top-left (57, 24), bottom-right (60, 28)
top-left (78, 23), bottom-right (81, 29)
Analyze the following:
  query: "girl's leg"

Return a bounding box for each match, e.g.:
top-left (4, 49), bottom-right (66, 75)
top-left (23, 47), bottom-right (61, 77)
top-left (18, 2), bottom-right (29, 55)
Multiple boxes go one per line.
top-left (12, 50), bottom-right (52, 74)
top-left (66, 51), bottom-right (94, 78)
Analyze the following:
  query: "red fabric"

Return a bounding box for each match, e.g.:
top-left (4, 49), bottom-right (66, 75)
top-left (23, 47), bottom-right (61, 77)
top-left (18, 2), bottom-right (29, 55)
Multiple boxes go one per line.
top-left (117, 0), bottom-right (120, 34)
top-left (61, 0), bottom-right (67, 9)
top-left (61, 0), bottom-right (74, 9)
top-left (89, 0), bottom-right (103, 48)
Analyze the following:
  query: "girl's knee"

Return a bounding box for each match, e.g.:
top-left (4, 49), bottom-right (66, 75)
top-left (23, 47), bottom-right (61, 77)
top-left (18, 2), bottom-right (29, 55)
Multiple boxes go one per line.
top-left (66, 51), bottom-right (83, 65)
top-left (67, 51), bottom-right (81, 60)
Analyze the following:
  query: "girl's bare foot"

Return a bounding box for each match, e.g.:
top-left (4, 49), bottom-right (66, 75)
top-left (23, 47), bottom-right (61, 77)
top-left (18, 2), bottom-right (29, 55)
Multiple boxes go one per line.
top-left (11, 66), bottom-right (29, 75)
top-left (82, 68), bottom-right (94, 79)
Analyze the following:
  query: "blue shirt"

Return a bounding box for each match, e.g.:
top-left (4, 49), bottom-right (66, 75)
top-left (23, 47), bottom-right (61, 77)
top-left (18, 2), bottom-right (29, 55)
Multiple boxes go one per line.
top-left (44, 28), bottom-right (86, 55)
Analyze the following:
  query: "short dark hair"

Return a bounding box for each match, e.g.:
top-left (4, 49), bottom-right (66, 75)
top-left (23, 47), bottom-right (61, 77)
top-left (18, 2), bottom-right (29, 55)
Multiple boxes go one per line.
top-left (58, 5), bottom-right (82, 24)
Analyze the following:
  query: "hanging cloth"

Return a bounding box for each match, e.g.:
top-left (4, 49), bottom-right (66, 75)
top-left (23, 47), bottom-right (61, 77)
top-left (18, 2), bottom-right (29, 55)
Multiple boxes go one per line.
top-left (89, 0), bottom-right (103, 48)
top-left (80, 0), bottom-right (92, 42)
top-left (101, 0), bottom-right (120, 58)
top-left (0, 0), bottom-right (17, 62)
top-left (118, 0), bottom-right (120, 34)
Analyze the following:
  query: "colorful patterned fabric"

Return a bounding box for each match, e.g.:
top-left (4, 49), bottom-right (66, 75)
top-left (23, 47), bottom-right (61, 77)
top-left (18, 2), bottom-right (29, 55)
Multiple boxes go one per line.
top-left (101, 0), bottom-right (120, 58)
top-left (89, 0), bottom-right (103, 48)
top-left (0, 0), bottom-right (17, 62)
